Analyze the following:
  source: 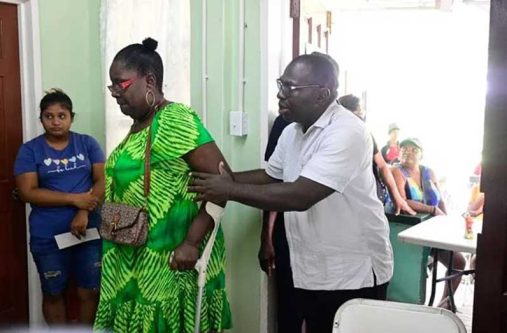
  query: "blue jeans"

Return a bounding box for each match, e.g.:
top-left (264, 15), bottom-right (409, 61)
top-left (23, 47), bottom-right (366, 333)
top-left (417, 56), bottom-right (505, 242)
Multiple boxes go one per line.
top-left (32, 240), bottom-right (102, 295)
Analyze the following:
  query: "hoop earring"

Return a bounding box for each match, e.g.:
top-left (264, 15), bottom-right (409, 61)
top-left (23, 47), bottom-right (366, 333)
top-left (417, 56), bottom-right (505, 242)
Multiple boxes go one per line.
top-left (145, 90), bottom-right (156, 108)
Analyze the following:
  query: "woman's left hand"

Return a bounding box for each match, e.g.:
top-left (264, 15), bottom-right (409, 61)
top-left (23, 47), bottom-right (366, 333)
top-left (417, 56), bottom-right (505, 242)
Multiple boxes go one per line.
top-left (434, 206), bottom-right (445, 216)
top-left (169, 241), bottom-right (199, 271)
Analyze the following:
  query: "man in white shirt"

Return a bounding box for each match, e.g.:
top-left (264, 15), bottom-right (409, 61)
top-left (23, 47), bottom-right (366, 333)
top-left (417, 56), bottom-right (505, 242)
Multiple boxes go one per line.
top-left (189, 54), bottom-right (393, 332)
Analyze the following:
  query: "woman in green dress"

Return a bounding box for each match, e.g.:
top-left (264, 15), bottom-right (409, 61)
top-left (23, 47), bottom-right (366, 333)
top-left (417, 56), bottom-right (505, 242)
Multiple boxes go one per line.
top-left (94, 38), bottom-right (232, 332)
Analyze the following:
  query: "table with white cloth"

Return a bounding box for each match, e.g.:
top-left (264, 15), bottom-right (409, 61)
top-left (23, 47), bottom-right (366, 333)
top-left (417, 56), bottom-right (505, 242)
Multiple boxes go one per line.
top-left (397, 215), bottom-right (482, 312)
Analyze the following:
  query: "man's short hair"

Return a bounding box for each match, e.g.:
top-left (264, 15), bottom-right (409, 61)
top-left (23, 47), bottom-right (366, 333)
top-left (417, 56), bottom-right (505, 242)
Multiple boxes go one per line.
top-left (338, 94), bottom-right (360, 112)
top-left (310, 52), bottom-right (339, 91)
top-left (294, 53), bottom-right (339, 92)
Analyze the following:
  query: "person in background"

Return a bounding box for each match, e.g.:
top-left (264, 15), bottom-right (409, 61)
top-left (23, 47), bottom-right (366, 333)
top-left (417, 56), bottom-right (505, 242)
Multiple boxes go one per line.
top-left (391, 137), bottom-right (466, 309)
top-left (258, 115), bottom-right (304, 332)
top-left (468, 190), bottom-right (485, 218)
top-left (468, 163), bottom-right (484, 218)
top-left (338, 94), bottom-right (415, 216)
top-left (467, 163), bottom-right (483, 271)
top-left (391, 138), bottom-right (445, 215)
top-left (94, 38), bottom-right (231, 333)
top-left (189, 53), bottom-right (393, 332)
top-left (381, 123), bottom-right (401, 164)
top-left (14, 89), bottom-right (104, 325)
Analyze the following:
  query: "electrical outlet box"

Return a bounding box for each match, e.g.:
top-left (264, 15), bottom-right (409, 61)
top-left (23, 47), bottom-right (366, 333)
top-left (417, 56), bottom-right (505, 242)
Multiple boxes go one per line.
top-left (230, 111), bottom-right (248, 136)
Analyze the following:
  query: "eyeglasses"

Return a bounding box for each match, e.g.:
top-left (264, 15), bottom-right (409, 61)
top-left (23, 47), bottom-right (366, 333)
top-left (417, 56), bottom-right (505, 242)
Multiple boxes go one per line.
top-left (107, 78), bottom-right (135, 94)
top-left (401, 146), bottom-right (421, 153)
top-left (276, 79), bottom-right (322, 96)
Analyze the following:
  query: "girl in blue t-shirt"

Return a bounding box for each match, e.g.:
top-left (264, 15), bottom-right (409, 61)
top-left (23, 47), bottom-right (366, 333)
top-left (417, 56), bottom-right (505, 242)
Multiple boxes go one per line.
top-left (14, 89), bottom-right (105, 326)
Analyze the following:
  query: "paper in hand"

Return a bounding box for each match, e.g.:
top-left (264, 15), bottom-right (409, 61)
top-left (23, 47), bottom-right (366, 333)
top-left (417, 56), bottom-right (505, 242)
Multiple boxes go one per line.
top-left (54, 228), bottom-right (100, 249)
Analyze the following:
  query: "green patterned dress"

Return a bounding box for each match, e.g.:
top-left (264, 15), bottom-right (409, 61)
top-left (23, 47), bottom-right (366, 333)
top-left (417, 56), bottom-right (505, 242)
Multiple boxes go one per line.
top-left (94, 103), bottom-right (231, 333)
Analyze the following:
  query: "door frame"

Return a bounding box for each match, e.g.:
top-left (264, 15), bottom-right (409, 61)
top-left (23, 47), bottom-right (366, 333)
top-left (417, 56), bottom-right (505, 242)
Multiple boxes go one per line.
top-left (2, 0), bottom-right (43, 326)
top-left (472, 0), bottom-right (507, 331)
top-left (259, 0), bottom-right (294, 332)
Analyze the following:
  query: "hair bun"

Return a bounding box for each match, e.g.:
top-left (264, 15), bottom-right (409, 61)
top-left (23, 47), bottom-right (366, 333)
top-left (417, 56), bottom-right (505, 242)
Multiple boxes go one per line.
top-left (142, 38), bottom-right (158, 51)
top-left (45, 88), bottom-right (65, 95)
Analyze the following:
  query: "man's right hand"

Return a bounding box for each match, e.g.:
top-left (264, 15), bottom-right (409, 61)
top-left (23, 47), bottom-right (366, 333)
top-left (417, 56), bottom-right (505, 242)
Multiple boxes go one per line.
top-left (393, 195), bottom-right (416, 216)
top-left (71, 190), bottom-right (99, 211)
top-left (70, 210), bottom-right (89, 239)
top-left (258, 240), bottom-right (276, 277)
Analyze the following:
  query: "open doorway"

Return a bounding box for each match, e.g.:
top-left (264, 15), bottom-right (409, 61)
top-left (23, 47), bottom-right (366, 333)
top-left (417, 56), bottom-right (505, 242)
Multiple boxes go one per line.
top-left (330, 1), bottom-right (488, 217)
top-left (329, 1), bottom-right (489, 331)
top-left (327, 0), bottom-right (489, 331)
top-left (262, 0), bottom-right (489, 332)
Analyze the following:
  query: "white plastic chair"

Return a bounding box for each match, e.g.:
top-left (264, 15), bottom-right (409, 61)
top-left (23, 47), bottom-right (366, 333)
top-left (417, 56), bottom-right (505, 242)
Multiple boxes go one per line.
top-left (332, 298), bottom-right (466, 333)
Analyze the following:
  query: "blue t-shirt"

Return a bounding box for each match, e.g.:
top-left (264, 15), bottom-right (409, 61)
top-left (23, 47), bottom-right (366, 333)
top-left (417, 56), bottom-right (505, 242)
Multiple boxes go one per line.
top-left (14, 132), bottom-right (105, 252)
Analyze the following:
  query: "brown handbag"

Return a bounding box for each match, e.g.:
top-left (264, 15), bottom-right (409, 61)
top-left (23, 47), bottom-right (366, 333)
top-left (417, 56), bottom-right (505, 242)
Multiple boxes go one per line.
top-left (99, 126), bottom-right (152, 247)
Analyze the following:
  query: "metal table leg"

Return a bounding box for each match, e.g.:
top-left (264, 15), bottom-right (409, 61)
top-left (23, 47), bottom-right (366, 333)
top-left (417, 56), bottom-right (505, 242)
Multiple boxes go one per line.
top-left (428, 249), bottom-right (475, 313)
top-left (446, 251), bottom-right (457, 313)
top-left (428, 250), bottom-right (438, 306)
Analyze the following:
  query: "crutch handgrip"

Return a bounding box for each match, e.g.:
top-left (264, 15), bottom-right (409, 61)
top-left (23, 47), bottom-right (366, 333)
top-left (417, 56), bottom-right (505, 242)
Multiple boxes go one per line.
top-left (195, 202), bottom-right (224, 287)
top-left (205, 201), bottom-right (225, 222)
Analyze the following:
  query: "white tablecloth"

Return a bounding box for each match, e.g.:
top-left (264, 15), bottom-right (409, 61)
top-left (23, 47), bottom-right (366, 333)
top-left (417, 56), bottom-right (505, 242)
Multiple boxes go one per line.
top-left (398, 215), bottom-right (482, 254)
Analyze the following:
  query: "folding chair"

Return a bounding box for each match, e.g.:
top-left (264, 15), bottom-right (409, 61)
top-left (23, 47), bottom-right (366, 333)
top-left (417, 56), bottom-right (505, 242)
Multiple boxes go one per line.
top-left (332, 298), bottom-right (466, 333)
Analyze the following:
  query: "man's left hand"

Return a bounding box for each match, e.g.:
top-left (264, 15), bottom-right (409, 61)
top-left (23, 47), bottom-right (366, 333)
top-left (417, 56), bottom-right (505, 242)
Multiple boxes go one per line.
top-left (188, 162), bottom-right (233, 203)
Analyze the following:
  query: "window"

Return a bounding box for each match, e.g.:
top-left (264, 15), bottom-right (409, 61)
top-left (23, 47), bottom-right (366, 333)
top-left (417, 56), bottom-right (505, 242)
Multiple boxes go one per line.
top-left (317, 24), bottom-right (321, 48)
top-left (307, 18), bottom-right (313, 43)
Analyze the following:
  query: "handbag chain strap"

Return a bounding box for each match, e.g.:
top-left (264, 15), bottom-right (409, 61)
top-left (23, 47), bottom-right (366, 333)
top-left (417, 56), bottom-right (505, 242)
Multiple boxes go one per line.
top-left (143, 124), bottom-right (152, 204)
top-left (143, 101), bottom-right (168, 202)
top-left (110, 102), bottom-right (169, 207)
top-left (108, 120), bottom-right (153, 208)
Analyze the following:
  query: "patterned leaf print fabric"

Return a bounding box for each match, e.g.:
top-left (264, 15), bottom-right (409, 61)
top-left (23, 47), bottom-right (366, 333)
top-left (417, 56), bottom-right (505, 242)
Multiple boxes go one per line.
top-left (94, 103), bottom-right (232, 333)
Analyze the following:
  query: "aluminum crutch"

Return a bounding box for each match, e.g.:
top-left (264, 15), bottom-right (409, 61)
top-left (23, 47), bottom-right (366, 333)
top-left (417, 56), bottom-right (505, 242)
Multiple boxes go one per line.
top-left (193, 201), bottom-right (224, 333)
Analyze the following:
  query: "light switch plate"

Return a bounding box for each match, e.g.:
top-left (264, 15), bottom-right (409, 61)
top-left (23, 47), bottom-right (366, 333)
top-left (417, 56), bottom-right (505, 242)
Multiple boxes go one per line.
top-left (230, 111), bottom-right (248, 136)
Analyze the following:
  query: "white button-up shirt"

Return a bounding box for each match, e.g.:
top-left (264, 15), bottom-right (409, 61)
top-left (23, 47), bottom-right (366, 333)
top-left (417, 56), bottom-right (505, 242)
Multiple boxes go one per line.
top-left (266, 102), bottom-right (393, 290)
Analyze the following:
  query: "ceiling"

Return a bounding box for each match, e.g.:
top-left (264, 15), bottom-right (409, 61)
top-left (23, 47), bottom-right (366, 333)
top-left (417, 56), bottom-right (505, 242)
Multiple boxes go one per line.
top-left (302, 0), bottom-right (489, 13)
